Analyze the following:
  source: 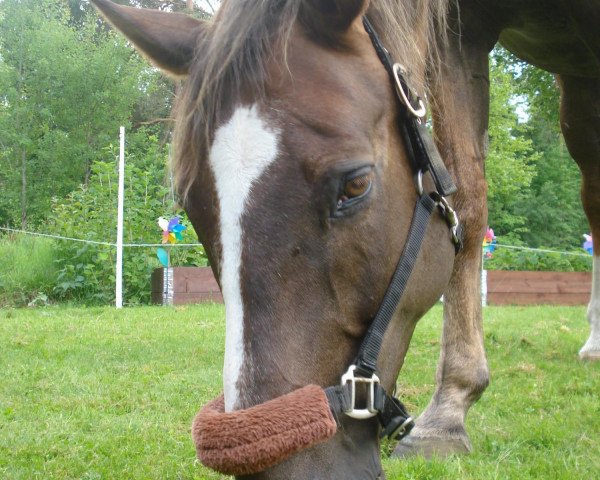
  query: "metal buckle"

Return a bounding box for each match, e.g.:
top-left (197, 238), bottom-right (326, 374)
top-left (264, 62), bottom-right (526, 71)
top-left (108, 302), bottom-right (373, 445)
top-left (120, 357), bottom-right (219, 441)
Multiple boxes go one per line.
top-left (392, 63), bottom-right (427, 119)
top-left (341, 365), bottom-right (380, 419)
top-left (389, 416), bottom-right (414, 441)
top-left (417, 173), bottom-right (461, 248)
top-left (435, 195), bottom-right (462, 248)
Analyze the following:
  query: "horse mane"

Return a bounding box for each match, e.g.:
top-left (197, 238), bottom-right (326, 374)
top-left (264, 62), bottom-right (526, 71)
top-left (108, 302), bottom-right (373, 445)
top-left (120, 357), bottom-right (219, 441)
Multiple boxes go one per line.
top-left (172, 0), bottom-right (450, 202)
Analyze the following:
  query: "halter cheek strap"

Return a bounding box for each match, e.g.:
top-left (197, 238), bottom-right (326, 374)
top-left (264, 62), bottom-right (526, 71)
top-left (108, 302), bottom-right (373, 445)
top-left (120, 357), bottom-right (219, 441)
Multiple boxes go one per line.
top-left (323, 16), bottom-right (463, 443)
top-left (325, 193), bottom-right (437, 441)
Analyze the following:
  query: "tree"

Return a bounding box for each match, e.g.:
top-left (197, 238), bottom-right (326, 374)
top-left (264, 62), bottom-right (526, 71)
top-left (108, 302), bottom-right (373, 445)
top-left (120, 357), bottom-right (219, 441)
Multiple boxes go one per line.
top-left (486, 50), bottom-right (538, 238)
top-left (485, 48), bottom-right (588, 250)
top-left (517, 118), bottom-right (588, 248)
top-left (0, 0), bottom-right (145, 228)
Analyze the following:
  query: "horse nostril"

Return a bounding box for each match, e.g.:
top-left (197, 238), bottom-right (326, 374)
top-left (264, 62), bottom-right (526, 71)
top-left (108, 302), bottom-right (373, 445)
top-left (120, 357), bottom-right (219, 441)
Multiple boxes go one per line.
top-left (291, 246), bottom-right (301, 257)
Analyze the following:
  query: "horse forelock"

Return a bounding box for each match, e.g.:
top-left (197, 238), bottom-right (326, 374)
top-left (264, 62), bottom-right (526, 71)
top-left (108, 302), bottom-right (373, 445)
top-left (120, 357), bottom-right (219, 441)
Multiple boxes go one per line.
top-left (171, 0), bottom-right (450, 203)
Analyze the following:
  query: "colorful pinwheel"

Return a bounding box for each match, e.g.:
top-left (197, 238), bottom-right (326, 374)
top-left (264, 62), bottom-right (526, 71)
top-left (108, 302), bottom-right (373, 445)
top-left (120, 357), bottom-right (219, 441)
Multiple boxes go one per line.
top-left (482, 227), bottom-right (496, 258)
top-left (157, 216), bottom-right (187, 267)
top-left (159, 216), bottom-right (187, 244)
top-left (583, 234), bottom-right (593, 255)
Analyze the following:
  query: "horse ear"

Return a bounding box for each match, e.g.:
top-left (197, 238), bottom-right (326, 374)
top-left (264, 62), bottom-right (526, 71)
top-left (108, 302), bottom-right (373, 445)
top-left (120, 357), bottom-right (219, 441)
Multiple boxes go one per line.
top-left (91, 0), bottom-right (206, 77)
top-left (300, 0), bottom-right (369, 38)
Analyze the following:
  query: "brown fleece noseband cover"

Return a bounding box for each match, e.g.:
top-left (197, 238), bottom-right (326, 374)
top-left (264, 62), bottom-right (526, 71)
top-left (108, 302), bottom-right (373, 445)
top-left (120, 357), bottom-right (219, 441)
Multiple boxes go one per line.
top-left (192, 384), bottom-right (337, 476)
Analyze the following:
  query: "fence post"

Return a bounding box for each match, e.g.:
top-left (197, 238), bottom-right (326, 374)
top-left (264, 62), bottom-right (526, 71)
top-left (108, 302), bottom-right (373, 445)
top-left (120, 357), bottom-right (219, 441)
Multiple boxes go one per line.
top-left (481, 251), bottom-right (487, 307)
top-left (115, 127), bottom-right (125, 308)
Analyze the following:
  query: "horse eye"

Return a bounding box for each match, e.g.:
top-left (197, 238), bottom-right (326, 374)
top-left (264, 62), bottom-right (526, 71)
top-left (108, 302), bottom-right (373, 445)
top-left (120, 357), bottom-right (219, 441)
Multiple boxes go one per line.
top-left (335, 170), bottom-right (373, 213)
top-left (344, 174), bottom-right (372, 199)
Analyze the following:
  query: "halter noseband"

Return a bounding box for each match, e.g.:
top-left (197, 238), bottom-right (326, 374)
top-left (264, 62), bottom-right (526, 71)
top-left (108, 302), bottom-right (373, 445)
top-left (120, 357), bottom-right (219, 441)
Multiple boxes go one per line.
top-left (192, 17), bottom-right (463, 476)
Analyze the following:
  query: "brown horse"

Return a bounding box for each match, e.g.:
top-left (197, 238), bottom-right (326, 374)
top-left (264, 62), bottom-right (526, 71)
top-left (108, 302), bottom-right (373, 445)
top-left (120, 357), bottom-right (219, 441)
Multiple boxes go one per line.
top-left (90, 0), bottom-right (600, 474)
top-left (392, 0), bottom-right (600, 458)
top-left (91, 0), bottom-right (457, 477)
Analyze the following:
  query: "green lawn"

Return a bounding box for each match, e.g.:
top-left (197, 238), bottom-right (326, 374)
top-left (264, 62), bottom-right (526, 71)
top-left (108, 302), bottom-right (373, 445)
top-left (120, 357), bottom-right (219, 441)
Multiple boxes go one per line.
top-left (1, 305), bottom-right (598, 479)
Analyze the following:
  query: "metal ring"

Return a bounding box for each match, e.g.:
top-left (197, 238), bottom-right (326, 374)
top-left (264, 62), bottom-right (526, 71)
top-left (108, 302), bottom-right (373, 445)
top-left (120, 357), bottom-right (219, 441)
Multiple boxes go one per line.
top-left (392, 63), bottom-right (427, 119)
top-left (416, 170), bottom-right (424, 196)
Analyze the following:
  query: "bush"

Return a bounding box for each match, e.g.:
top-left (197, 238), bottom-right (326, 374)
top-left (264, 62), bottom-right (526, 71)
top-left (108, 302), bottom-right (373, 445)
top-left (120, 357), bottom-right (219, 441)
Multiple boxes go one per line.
top-left (46, 130), bottom-right (207, 305)
top-left (0, 234), bottom-right (58, 307)
top-left (484, 246), bottom-right (592, 272)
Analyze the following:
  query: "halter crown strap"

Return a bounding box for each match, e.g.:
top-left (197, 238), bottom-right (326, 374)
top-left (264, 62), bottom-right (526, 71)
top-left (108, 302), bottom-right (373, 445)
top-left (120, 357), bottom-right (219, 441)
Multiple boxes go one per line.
top-left (362, 16), bottom-right (457, 196)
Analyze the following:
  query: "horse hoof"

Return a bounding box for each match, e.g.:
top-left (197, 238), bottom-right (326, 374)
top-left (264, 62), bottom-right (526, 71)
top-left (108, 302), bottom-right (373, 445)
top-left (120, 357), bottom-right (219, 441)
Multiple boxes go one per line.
top-left (392, 433), bottom-right (471, 459)
top-left (579, 350), bottom-right (600, 361)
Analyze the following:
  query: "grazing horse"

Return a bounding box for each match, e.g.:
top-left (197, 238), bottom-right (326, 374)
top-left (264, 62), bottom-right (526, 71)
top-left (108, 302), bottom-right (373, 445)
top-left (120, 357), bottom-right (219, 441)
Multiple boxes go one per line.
top-left (89, 0), bottom-right (600, 474)
top-left (393, 0), bottom-right (600, 459)
top-left (91, 0), bottom-right (459, 477)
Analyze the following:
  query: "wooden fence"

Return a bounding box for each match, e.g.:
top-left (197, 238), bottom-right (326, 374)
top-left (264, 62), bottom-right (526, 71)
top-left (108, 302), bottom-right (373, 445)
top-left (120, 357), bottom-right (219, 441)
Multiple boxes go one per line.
top-left (486, 270), bottom-right (592, 306)
top-left (151, 267), bottom-right (222, 305)
top-left (151, 267), bottom-right (592, 306)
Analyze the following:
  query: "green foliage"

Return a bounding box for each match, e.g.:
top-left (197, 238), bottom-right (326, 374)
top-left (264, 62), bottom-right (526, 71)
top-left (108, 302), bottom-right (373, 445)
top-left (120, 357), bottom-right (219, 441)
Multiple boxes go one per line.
top-left (1, 305), bottom-right (598, 479)
top-left (0, 234), bottom-right (58, 307)
top-left (510, 57), bottom-right (561, 131)
top-left (488, 48), bottom-right (588, 249)
top-left (0, 0), bottom-right (146, 228)
top-left (518, 143), bottom-right (588, 248)
top-left (0, 1), bottom-right (210, 307)
top-left (486, 53), bottom-right (538, 236)
top-left (46, 130), bottom-right (207, 305)
top-left (484, 246), bottom-right (592, 272)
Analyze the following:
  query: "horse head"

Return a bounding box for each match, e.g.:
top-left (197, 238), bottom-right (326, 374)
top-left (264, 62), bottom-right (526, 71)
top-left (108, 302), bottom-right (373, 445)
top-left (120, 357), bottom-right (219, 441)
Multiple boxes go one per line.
top-left (91, 0), bottom-right (456, 477)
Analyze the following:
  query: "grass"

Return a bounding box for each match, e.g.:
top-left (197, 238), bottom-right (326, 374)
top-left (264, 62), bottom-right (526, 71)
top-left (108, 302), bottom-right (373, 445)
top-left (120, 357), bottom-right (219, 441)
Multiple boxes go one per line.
top-left (0, 235), bottom-right (58, 307)
top-left (0, 305), bottom-right (598, 479)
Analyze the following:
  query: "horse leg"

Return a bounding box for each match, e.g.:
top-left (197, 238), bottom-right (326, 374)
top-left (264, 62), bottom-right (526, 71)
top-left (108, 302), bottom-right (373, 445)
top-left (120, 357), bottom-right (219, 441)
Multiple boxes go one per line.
top-left (395, 17), bottom-right (496, 458)
top-left (557, 74), bottom-right (600, 361)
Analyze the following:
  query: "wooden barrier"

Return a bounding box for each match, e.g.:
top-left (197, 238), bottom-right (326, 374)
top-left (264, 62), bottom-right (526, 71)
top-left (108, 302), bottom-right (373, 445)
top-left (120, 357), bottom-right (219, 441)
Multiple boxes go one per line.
top-left (150, 267), bottom-right (591, 307)
top-left (486, 270), bottom-right (592, 306)
top-left (151, 267), bottom-right (222, 305)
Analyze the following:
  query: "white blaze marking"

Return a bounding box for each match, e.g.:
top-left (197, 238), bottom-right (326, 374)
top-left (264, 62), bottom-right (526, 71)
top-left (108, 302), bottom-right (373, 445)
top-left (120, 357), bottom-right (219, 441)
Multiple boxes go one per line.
top-left (209, 104), bottom-right (279, 411)
top-left (581, 255), bottom-right (600, 357)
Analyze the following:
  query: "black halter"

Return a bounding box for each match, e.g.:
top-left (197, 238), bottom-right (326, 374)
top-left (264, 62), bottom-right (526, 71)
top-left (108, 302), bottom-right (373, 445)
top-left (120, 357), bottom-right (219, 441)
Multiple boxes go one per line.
top-left (324, 17), bottom-right (463, 442)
